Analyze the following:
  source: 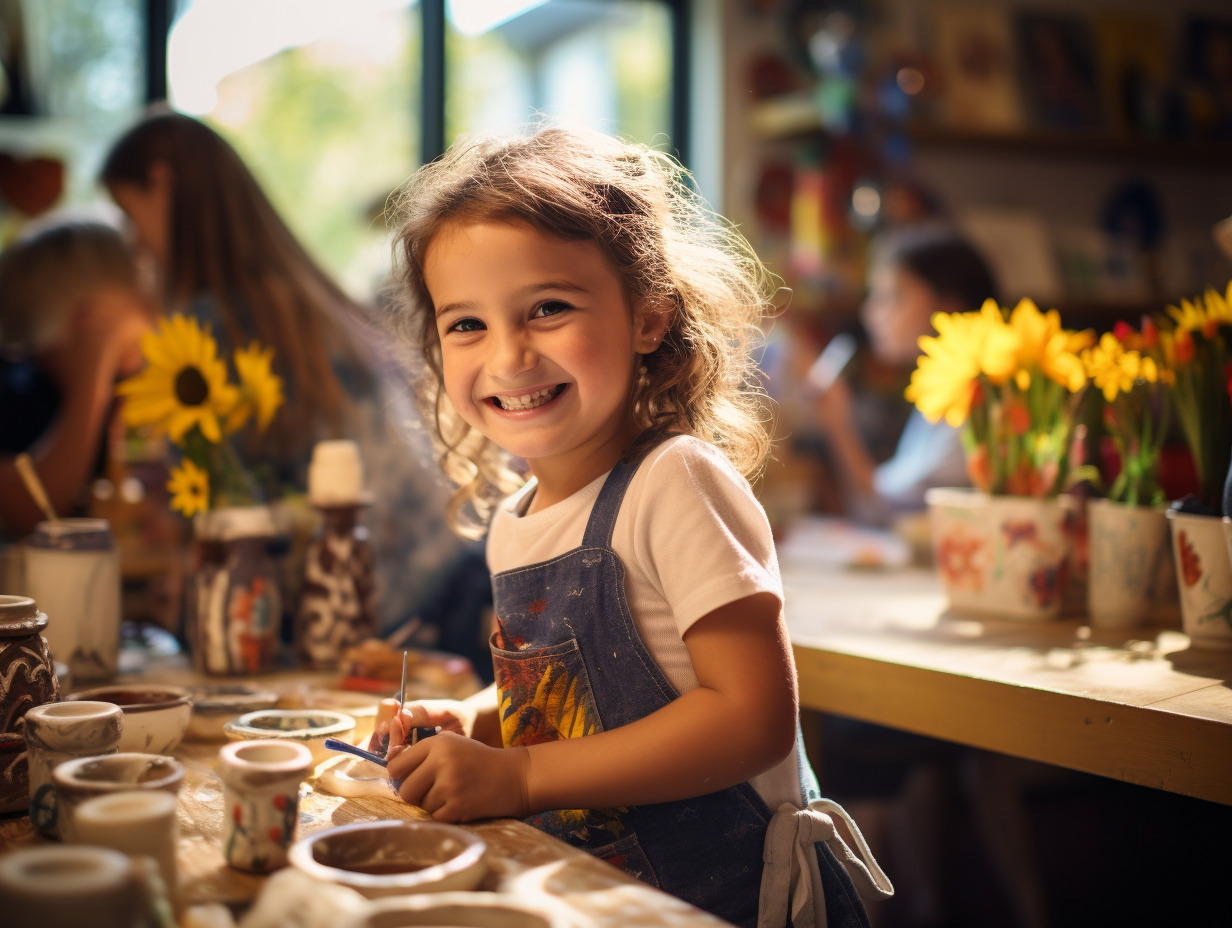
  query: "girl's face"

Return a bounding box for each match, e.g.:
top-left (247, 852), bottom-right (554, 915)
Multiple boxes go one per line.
top-left (859, 263), bottom-right (949, 366)
top-left (108, 170), bottom-right (171, 266)
top-left (424, 219), bottom-right (665, 504)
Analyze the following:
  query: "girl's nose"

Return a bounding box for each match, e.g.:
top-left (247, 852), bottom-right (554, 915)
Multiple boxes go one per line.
top-left (488, 327), bottom-right (537, 380)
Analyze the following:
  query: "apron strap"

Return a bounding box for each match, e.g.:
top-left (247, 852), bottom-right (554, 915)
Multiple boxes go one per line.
top-left (758, 800), bottom-right (894, 928)
top-left (581, 437), bottom-right (668, 548)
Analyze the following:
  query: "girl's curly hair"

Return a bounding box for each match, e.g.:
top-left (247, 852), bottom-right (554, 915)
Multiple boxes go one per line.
top-left (386, 124), bottom-right (777, 537)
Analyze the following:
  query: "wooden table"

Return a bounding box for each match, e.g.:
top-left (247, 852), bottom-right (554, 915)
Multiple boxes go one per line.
top-left (779, 518), bottom-right (1232, 806)
top-left (0, 664), bottom-right (731, 927)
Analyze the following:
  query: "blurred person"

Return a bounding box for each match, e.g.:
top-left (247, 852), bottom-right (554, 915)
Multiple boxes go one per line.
top-left (810, 224), bottom-right (999, 526)
top-left (0, 217), bottom-right (153, 539)
top-left (99, 111), bottom-right (490, 655)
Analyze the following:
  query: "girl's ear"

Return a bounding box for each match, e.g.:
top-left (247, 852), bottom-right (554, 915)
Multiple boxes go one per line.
top-left (633, 299), bottom-right (672, 354)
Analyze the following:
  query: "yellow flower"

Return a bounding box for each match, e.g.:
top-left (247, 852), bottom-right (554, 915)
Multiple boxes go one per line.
top-left (1082, 332), bottom-right (1139, 402)
top-left (1203, 284), bottom-right (1232, 327)
top-left (166, 459), bottom-right (210, 517)
top-left (974, 299), bottom-right (1019, 385)
top-left (1166, 297), bottom-right (1209, 334)
top-left (227, 342), bottom-right (285, 433)
top-left (907, 312), bottom-right (983, 426)
top-left (117, 314), bottom-right (239, 444)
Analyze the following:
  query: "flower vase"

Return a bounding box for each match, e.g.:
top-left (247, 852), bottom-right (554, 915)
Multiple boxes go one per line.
top-left (1166, 510), bottom-right (1232, 649)
top-left (1086, 499), bottom-right (1174, 629)
top-left (925, 488), bottom-right (1076, 621)
top-left (185, 507), bottom-right (282, 675)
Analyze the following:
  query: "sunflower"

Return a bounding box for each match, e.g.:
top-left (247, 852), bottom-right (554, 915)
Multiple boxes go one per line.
top-left (167, 459), bottom-right (210, 517)
top-left (226, 341), bottom-right (285, 433)
top-left (117, 314), bottom-right (239, 443)
top-left (908, 310), bottom-right (993, 426)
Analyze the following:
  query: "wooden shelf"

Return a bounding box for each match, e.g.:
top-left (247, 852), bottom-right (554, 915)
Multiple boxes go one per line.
top-left (750, 96), bottom-right (1232, 169)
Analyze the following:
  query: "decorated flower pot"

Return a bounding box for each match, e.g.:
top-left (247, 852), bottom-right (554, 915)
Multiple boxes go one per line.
top-left (1087, 499), bottom-right (1174, 629)
top-left (1165, 510), bottom-right (1232, 650)
top-left (925, 488), bottom-right (1076, 621)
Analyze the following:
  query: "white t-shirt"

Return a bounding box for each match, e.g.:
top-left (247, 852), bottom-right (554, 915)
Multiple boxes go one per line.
top-left (487, 434), bottom-right (806, 810)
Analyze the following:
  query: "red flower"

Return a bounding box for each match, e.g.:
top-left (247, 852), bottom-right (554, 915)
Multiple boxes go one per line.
top-left (1141, 316), bottom-right (1158, 349)
top-left (1006, 402), bottom-right (1031, 437)
top-left (232, 803), bottom-right (242, 823)
top-left (269, 826), bottom-right (283, 843)
top-left (1113, 320), bottom-right (1134, 344)
top-left (1178, 531), bottom-right (1202, 587)
top-left (272, 794), bottom-right (287, 811)
top-left (1176, 330), bottom-right (1195, 364)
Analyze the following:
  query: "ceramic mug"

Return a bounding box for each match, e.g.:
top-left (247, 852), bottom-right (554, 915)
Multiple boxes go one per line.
top-left (0, 844), bottom-right (149, 928)
top-left (23, 518), bottom-right (122, 682)
top-left (23, 699), bottom-right (123, 838)
top-left (53, 752), bottom-right (184, 843)
top-left (73, 789), bottom-right (182, 917)
top-left (218, 738), bottom-right (313, 872)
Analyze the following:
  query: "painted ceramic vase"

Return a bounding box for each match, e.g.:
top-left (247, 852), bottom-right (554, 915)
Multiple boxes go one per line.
top-left (1167, 510), bottom-right (1232, 649)
top-left (23, 518), bottom-right (121, 682)
top-left (296, 504), bottom-right (377, 669)
top-left (0, 594), bottom-right (61, 814)
top-left (186, 506), bottom-right (282, 675)
top-left (218, 738), bottom-right (313, 872)
top-left (925, 488), bottom-right (1077, 621)
top-left (1087, 499), bottom-right (1173, 629)
top-left (23, 699), bottom-right (123, 838)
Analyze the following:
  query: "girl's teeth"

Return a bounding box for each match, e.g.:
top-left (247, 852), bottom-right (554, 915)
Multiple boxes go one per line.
top-left (500, 387), bottom-right (555, 410)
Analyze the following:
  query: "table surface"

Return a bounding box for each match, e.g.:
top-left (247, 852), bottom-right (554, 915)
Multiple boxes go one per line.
top-left (0, 665), bottom-right (731, 927)
top-left (779, 517), bottom-right (1232, 806)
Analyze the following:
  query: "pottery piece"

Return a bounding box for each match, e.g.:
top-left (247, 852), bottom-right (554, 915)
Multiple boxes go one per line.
top-left (67, 684), bottom-right (192, 754)
top-left (288, 819), bottom-right (488, 899)
top-left (52, 752), bottom-right (184, 843)
top-left (23, 699), bottom-right (123, 838)
top-left (342, 892), bottom-right (570, 928)
top-left (0, 594), bottom-right (61, 814)
top-left (73, 789), bottom-right (181, 916)
top-left (23, 518), bottom-right (122, 681)
top-left (0, 845), bottom-right (149, 928)
top-left (224, 708), bottom-right (355, 766)
top-left (185, 683), bottom-right (280, 741)
top-left (218, 739), bottom-right (314, 872)
top-left (1087, 499), bottom-right (1172, 629)
top-left (1168, 510), bottom-right (1232, 649)
top-left (283, 688), bottom-right (380, 747)
top-left (926, 488), bottom-right (1076, 621)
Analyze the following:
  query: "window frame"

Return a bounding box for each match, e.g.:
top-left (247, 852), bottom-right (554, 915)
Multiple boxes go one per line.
top-left (145, 0), bottom-right (691, 166)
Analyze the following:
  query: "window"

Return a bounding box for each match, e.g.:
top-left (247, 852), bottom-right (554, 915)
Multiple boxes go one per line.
top-left (161, 0), bottom-right (685, 292)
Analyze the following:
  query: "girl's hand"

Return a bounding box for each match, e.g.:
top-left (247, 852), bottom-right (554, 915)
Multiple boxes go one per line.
top-left (387, 733), bottom-right (530, 823)
top-left (386, 699), bottom-right (474, 760)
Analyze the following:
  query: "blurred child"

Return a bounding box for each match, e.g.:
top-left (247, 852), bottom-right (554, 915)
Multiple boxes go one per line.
top-left (0, 218), bottom-right (152, 538)
top-left (100, 111), bottom-right (485, 641)
top-left (810, 224), bottom-right (999, 525)
top-left (380, 125), bottom-right (892, 927)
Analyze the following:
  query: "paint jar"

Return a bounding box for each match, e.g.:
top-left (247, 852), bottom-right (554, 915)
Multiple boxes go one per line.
top-left (218, 738), bottom-right (313, 872)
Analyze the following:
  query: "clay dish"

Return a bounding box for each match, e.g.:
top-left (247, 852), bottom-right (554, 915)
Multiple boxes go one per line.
top-left (343, 891), bottom-right (570, 928)
top-left (289, 820), bottom-right (487, 899)
top-left (67, 684), bottom-right (192, 755)
top-left (186, 684), bottom-right (279, 741)
top-left (224, 709), bottom-right (355, 766)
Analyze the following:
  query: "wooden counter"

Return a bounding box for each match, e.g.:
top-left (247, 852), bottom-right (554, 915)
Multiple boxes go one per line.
top-left (780, 519), bottom-right (1232, 806)
top-left (0, 666), bottom-right (731, 927)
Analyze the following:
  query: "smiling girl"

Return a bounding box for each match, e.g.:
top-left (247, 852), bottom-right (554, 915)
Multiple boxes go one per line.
top-left (382, 125), bottom-right (890, 928)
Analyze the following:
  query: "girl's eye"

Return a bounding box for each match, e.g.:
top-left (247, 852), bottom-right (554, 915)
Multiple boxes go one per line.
top-left (535, 300), bottom-right (572, 318)
top-left (446, 317), bottom-right (485, 334)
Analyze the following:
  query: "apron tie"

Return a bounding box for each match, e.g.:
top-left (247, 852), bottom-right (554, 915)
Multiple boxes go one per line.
top-left (758, 800), bottom-right (894, 928)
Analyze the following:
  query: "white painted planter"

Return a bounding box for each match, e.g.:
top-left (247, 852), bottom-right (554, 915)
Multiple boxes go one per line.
top-left (1086, 499), bottom-right (1173, 629)
top-left (925, 488), bottom-right (1076, 622)
top-left (1165, 510), bottom-right (1232, 650)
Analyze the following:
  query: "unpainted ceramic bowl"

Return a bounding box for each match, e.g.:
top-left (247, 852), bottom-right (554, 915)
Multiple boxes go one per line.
top-left (289, 820), bottom-right (487, 899)
top-left (52, 752), bottom-right (184, 841)
top-left (281, 689), bottom-right (381, 747)
top-left (186, 684), bottom-right (280, 741)
top-left (224, 708), bottom-right (355, 766)
top-left (67, 684), bottom-right (192, 755)
top-left (342, 892), bottom-right (570, 928)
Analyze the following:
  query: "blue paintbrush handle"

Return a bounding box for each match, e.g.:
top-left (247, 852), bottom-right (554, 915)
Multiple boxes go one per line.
top-left (323, 738), bottom-right (388, 767)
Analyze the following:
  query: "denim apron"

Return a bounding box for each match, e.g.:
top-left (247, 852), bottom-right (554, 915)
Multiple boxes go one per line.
top-left (491, 445), bottom-right (892, 927)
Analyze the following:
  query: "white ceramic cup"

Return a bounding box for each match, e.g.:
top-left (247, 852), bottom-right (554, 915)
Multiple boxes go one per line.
top-left (74, 789), bottom-right (182, 916)
top-left (23, 699), bottom-right (123, 838)
top-left (0, 845), bottom-right (148, 928)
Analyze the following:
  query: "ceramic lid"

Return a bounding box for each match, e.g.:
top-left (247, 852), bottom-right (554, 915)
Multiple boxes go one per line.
top-left (0, 595), bottom-right (47, 635)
